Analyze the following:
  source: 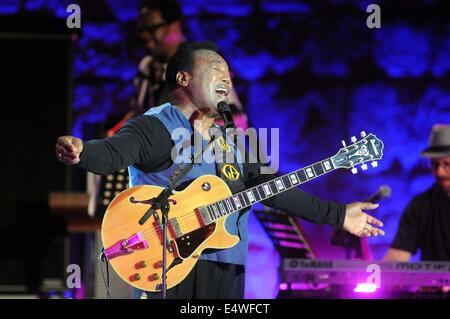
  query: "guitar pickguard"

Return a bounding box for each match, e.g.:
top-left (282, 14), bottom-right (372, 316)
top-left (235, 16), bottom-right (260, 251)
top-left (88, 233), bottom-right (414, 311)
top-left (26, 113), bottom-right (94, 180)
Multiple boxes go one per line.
top-left (173, 223), bottom-right (216, 259)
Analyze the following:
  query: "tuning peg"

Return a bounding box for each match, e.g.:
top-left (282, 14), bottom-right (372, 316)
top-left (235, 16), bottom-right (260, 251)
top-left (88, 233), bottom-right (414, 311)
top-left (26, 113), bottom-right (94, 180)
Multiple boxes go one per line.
top-left (351, 167), bottom-right (358, 174)
top-left (361, 163), bottom-right (368, 171)
top-left (350, 136), bottom-right (357, 143)
top-left (371, 161), bottom-right (378, 168)
top-left (360, 131), bottom-right (367, 138)
top-left (341, 140), bottom-right (347, 147)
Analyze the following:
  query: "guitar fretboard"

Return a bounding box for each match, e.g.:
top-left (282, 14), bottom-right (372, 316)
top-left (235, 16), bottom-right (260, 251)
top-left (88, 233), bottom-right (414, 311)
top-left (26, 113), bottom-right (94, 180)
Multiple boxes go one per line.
top-left (197, 157), bottom-right (337, 225)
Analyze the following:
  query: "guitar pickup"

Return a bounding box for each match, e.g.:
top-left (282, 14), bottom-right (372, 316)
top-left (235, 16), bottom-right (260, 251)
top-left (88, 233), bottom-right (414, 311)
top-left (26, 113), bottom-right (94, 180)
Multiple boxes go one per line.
top-left (104, 232), bottom-right (149, 260)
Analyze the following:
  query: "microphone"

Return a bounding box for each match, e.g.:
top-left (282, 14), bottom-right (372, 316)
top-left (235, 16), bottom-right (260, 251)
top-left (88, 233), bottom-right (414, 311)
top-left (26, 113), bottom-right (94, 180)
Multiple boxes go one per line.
top-left (368, 185), bottom-right (391, 203)
top-left (217, 101), bottom-right (236, 128)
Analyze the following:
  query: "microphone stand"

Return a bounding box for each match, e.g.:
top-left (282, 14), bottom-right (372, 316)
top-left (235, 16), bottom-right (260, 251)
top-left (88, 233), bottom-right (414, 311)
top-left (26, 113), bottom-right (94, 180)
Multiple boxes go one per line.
top-left (138, 134), bottom-right (216, 299)
top-left (217, 101), bottom-right (236, 129)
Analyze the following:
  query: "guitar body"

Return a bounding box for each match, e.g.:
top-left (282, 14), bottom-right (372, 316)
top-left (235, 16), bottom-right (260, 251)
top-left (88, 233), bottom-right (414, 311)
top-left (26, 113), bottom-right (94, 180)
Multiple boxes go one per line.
top-left (101, 174), bottom-right (240, 292)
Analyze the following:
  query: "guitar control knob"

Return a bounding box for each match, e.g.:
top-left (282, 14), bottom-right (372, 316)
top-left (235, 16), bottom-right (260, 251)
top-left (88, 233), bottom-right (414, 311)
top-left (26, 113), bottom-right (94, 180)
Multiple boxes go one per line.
top-left (135, 261), bottom-right (147, 269)
top-left (148, 273), bottom-right (160, 281)
top-left (153, 261), bottom-right (163, 269)
top-left (129, 273), bottom-right (141, 282)
top-left (202, 182), bottom-right (211, 191)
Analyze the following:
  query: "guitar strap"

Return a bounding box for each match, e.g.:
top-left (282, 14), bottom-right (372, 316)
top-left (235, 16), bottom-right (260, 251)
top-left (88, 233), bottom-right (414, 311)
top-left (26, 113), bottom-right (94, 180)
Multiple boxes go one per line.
top-left (211, 127), bottom-right (249, 239)
top-left (212, 126), bottom-right (246, 195)
top-left (170, 125), bottom-right (246, 199)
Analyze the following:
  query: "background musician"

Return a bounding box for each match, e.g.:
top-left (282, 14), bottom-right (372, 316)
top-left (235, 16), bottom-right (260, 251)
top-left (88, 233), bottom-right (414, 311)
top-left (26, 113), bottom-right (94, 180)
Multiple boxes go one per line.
top-left (384, 124), bottom-right (450, 262)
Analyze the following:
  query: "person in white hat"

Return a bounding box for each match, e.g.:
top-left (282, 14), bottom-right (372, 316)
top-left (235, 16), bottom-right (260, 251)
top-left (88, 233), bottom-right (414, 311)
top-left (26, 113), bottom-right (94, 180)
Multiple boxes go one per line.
top-left (384, 124), bottom-right (450, 262)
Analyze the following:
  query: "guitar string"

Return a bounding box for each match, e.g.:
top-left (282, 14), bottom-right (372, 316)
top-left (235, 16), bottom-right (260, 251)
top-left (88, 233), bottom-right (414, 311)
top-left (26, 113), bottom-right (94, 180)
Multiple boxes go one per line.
top-left (101, 189), bottom-right (260, 236)
top-left (102, 207), bottom-right (237, 242)
top-left (102, 182), bottom-right (298, 239)
top-left (102, 157), bottom-right (341, 237)
top-left (101, 145), bottom-right (378, 249)
top-left (102, 156), bottom-right (356, 241)
top-left (102, 188), bottom-right (271, 246)
top-left (102, 187), bottom-right (276, 238)
top-left (103, 214), bottom-right (232, 254)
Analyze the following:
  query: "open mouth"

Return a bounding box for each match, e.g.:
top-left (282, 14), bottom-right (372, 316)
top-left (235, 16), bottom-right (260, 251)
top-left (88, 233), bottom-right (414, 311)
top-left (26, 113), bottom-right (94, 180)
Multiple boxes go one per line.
top-left (215, 86), bottom-right (230, 97)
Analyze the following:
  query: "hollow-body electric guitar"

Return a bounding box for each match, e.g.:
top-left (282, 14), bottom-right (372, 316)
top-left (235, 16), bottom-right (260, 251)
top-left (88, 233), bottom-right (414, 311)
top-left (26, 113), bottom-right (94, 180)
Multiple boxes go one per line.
top-left (101, 132), bottom-right (384, 291)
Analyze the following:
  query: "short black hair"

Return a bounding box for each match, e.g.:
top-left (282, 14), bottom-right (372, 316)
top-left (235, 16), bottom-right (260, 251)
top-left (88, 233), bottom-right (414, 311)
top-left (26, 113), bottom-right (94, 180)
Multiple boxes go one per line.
top-left (166, 41), bottom-right (219, 91)
top-left (139, 0), bottom-right (183, 24)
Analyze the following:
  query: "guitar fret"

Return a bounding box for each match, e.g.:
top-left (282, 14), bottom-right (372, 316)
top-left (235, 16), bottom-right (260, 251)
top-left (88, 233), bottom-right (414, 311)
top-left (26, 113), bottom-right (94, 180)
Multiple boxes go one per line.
top-left (246, 190), bottom-right (256, 203)
top-left (217, 202), bottom-right (225, 216)
top-left (263, 183), bottom-right (272, 196)
top-left (215, 203), bottom-right (223, 217)
top-left (209, 204), bottom-right (215, 218)
top-left (282, 175), bottom-right (292, 188)
top-left (313, 162), bottom-right (325, 176)
top-left (225, 199), bottom-right (233, 213)
top-left (219, 201), bottom-right (227, 215)
top-left (229, 197), bottom-right (237, 211)
top-left (239, 192), bottom-right (249, 207)
top-left (229, 198), bottom-right (235, 212)
top-left (322, 159), bottom-right (334, 171)
top-left (233, 195), bottom-right (242, 209)
top-left (281, 177), bottom-right (288, 189)
top-left (275, 178), bottom-right (285, 191)
top-left (305, 166), bottom-right (316, 179)
top-left (297, 170), bottom-right (307, 183)
top-left (289, 173), bottom-right (299, 185)
top-left (269, 181), bottom-right (278, 194)
top-left (207, 205), bottom-right (215, 221)
top-left (257, 185), bottom-right (266, 199)
top-left (252, 187), bottom-right (261, 201)
top-left (212, 204), bottom-right (220, 218)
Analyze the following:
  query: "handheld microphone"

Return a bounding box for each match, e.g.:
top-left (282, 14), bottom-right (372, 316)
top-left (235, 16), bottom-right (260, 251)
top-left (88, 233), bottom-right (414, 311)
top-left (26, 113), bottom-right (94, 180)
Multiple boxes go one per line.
top-left (368, 185), bottom-right (391, 203)
top-left (217, 101), bottom-right (236, 128)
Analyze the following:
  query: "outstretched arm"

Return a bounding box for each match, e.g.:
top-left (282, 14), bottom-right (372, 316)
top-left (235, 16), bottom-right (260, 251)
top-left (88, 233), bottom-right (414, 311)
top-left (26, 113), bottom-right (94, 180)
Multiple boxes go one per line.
top-left (243, 162), bottom-right (384, 237)
top-left (55, 115), bottom-right (172, 175)
top-left (343, 202), bottom-right (385, 237)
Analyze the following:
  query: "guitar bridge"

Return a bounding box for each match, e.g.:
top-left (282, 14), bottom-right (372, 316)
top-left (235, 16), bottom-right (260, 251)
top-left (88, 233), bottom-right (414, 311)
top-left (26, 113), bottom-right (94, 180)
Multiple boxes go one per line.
top-left (104, 232), bottom-right (149, 260)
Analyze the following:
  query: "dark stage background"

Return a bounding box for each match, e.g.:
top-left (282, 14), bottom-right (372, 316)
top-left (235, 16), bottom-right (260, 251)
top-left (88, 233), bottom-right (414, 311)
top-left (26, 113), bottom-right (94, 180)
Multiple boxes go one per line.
top-left (0, 0), bottom-right (449, 298)
top-left (0, 15), bottom-right (71, 293)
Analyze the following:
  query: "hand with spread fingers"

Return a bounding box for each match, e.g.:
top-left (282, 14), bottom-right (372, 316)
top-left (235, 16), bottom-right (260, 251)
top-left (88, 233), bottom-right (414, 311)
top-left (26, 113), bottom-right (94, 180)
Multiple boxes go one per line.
top-left (343, 202), bottom-right (385, 237)
top-left (55, 135), bottom-right (84, 165)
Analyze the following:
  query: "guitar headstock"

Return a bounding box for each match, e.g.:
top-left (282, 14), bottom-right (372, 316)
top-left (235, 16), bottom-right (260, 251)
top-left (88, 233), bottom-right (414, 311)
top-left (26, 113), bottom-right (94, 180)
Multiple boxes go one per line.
top-left (331, 131), bottom-right (384, 174)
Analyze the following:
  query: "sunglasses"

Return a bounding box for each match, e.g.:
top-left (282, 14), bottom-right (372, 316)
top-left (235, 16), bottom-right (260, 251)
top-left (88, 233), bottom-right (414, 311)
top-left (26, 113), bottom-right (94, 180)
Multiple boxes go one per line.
top-left (137, 22), bottom-right (168, 34)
